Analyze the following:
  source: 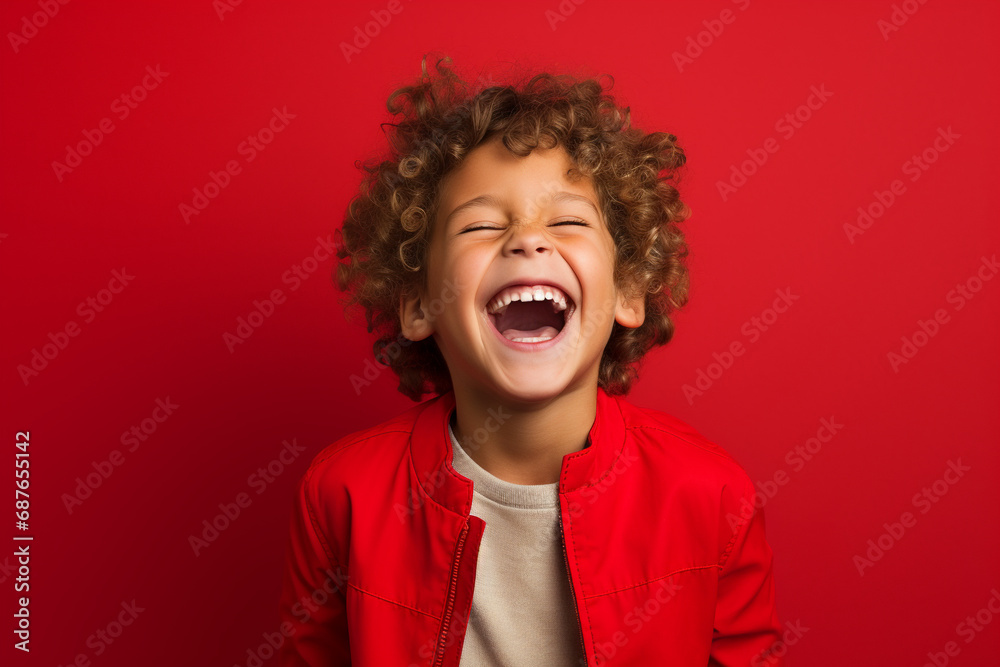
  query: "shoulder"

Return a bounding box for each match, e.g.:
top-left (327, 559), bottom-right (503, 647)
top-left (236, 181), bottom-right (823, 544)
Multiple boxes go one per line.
top-left (611, 396), bottom-right (764, 566)
top-left (615, 396), bottom-right (754, 493)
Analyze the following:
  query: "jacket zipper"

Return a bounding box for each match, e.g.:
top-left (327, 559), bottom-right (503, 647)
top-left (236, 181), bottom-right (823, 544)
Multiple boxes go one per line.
top-left (433, 519), bottom-right (470, 667)
top-left (559, 512), bottom-right (589, 665)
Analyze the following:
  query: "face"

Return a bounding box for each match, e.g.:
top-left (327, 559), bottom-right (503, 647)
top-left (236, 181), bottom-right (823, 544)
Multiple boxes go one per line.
top-left (399, 136), bottom-right (644, 405)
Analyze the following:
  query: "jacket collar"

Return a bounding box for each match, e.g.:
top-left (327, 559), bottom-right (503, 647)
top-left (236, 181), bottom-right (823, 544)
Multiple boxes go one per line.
top-left (409, 387), bottom-right (627, 517)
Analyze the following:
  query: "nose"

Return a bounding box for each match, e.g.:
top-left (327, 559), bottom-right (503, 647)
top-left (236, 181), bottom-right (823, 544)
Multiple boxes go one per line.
top-left (502, 220), bottom-right (552, 257)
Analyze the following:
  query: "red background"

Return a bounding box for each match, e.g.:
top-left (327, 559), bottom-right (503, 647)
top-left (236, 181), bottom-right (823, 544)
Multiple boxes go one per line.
top-left (2, 1), bottom-right (999, 665)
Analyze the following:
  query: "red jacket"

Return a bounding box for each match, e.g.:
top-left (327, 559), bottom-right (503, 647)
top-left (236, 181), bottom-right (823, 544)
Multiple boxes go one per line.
top-left (279, 388), bottom-right (783, 666)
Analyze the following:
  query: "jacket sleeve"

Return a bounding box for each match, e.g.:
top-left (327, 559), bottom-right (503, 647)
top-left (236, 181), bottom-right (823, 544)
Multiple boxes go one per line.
top-left (709, 477), bottom-right (783, 667)
top-left (278, 468), bottom-right (352, 666)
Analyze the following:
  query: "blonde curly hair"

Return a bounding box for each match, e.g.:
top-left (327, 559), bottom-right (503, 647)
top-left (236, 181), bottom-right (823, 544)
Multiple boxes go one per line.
top-left (335, 55), bottom-right (691, 401)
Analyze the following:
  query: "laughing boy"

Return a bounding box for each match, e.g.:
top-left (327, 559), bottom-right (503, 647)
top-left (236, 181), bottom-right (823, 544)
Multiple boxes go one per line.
top-left (279, 56), bottom-right (783, 666)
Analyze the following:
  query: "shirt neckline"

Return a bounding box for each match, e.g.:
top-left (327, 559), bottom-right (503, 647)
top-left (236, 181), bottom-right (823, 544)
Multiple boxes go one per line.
top-left (447, 418), bottom-right (559, 509)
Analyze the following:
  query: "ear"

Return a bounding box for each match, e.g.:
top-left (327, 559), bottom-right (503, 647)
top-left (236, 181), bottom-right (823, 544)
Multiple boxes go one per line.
top-left (399, 287), bottom-right (435, 341)
top-left (614, 284), bottom-right (645, 329)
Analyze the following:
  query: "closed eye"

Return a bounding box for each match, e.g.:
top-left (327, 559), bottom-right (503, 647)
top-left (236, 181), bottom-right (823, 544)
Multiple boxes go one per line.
top-left (459, 219), bottom-right (589, 233)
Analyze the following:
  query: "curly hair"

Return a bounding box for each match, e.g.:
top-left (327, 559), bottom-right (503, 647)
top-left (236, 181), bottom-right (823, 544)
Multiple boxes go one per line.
top-left (335, 55), bottom-right (691, 401)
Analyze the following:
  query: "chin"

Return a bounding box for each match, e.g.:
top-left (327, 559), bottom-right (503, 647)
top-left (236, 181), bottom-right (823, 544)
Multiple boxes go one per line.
top-left (492, 377), bottom-right (568, 405)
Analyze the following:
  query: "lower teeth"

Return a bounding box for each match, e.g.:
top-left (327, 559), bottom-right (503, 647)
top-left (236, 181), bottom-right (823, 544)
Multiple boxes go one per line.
top-left (509, 335), bottom-right (553, 343)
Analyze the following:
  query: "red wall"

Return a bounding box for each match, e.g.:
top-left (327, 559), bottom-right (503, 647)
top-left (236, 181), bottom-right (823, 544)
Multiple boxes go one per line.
top-left (2, 1), bottom-right (998, 665)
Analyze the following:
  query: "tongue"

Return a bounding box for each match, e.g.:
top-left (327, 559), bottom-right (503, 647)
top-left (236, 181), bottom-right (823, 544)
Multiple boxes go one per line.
top-left (501, 325), bottom-right (560, 341)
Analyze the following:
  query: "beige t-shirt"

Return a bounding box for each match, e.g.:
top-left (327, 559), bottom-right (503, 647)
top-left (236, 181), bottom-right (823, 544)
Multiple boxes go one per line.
top-left (447, 420), bottom-right (586, 666)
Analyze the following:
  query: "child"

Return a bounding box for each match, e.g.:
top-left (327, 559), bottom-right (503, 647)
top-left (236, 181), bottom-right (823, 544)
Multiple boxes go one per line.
top-left (279, 55), bottom-right (783, 666)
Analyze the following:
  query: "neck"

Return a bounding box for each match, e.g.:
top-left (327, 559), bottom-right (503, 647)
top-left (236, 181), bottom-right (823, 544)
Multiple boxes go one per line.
top-left (449, 383), bottom-right (598, 485)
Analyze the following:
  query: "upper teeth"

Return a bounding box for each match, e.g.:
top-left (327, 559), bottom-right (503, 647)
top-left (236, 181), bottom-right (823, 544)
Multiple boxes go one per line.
top-left (487, 284), bottom-right (570, 315)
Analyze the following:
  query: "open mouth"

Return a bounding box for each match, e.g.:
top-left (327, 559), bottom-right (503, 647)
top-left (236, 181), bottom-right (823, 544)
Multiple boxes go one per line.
top-left (486, 284), bottom-right (575, 344)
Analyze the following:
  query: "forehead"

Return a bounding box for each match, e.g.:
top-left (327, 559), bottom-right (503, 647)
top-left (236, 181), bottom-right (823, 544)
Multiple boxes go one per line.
top-left (434, 138), bottom-right (599, 222)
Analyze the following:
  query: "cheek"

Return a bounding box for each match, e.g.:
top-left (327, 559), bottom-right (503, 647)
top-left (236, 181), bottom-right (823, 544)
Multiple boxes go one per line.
top-left (448, 250), bottom-right (490, 288)
top-left (428, 255), bottom-right (482, 326)
top-left (573, 243), bottom-right (616, 283)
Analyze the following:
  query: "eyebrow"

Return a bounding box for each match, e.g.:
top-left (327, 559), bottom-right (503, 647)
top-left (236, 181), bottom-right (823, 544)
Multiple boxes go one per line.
top-left (443, 191), bottom-right (601, 228)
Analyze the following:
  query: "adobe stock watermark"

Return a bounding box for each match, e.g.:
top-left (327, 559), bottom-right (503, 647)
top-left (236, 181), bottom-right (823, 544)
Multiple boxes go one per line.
top-left (672, 0), bottom-right (751, 72)
top-left (393, 402), bottom-right (512, 521)
top-left (0, 556), bottom-right (16, 585)
top-left (188, 438), bottom-right (306, 556)
top-left (17, 268), bottom-right (135, 386)
top-left (843, 126), bottom-right (960, 243)
top-left (920, 587), bottom-right (1000, 667)
top-left (521, 178), bottom-right (562, 219)
top-left (54, 599), bottom-right (145, 666)
top-left (7, 0), bottom-right (71, 54)
top-left (877, 0), bottom-right (931, 41)
top-left (60, 397), bottom-right (179, 514)
top-left (234, 624), bottom-right (296, 667)
top-left (567, 446), bottom-right (640, 520)
top-left (751, 619), bottom-right (809, 667)
top-left (213, 0), bottom-right (244, 21)
top-left (470, 71), bottom-right (502, 94)
top-left (716, 84), bottom-right (833, 202)
top-left (681, 287), bottom-right (799, 404)
top-left (349, 276), bottom-right (465, 395)
top-left (243, 565), bottom-right (351, 667)
top-left (52, 65), bottom-right (169, 182)
top-left (545, 0), bottom-right (586, 31)
top-left (853, 458), bottom-right (970, 576)
top-left (520, 444), bottom-right (640, 569)
top-left (886, 253), bottom-right (997, 373)
top-left (725, 416), bottom-right (844, 531)
top-left (242, 561), bottom-right (352, 666)
top-left (179, 106), bottom-right (296, 224)
top-left (222, 234), bottom-right (338, 353)
top-left (592, 576), bottom-right (683, 662)
top-left (340, 0), bottom-right (410, 63)
top-left (348, 177), bottom-right (604, 391)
